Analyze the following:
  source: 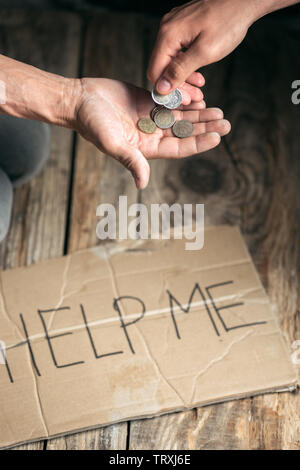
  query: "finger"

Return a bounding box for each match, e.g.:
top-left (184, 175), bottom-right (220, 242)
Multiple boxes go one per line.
top-left (177, 100), bottom-right (206, 111)
top-left (115, 145), bottom-right (150, 189)
top-left (147, 30), bottom-right (181, 86)
top-left (155, 132), bottom-right (221, 159)
top-left (186, 71), bottom-right (205, 87)
top-left (179, 82), bottom-right (203, 102)
top-left (156, 38), bottom-right (205, 95)
top-left (164, 119), bottom-right (231, 137)
top-left (173, 107), bottom-right (224, 123)
top-left (194, 119), bottom-right (231, 136)
top-left (180, 88), bottom-right (192, 105)
top-left (147, 39), bottom-right (205, 91)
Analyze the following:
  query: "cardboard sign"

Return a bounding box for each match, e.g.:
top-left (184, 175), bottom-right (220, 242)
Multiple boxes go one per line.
top-left (0, 226), bottom-right (297, 449)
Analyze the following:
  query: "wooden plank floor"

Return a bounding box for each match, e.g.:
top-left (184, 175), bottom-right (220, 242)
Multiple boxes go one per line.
top-left (0, 8), bottom-right (299, 450)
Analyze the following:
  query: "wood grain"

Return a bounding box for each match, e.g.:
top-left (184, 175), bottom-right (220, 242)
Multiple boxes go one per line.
top-left (0, 9), bottom-right (82, 449)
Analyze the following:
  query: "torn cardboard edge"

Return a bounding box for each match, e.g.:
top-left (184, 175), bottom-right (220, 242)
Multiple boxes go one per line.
top-left (0, 225), bottom-right (298, 449)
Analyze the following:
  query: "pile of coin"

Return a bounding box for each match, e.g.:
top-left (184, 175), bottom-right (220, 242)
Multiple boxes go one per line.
top-left (152, 88), bottom-right (183, 110)
top-left (137, 88), bottom-right (194, 139)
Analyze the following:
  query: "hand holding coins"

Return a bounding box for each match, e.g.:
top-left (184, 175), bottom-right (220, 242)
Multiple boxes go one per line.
top-left (137, 88), bottom-right (194, 139)
top-left (74, 78), bottom-right (230, 189)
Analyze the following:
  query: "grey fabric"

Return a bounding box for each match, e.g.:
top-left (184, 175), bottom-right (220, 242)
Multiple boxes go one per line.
top-left (0, 115), bottom-right (50, 187)
top-left (0, 168), bottom-right (13, 243)
top-left (0, 115), bottom-right (50, 243)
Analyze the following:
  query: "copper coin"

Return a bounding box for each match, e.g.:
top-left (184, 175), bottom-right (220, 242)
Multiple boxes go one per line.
top-left (138, 117), bottom-right (157, 134)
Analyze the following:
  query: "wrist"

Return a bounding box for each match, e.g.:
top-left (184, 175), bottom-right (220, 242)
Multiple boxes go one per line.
top-left (250, 0), bottom-right (299, 21)
top-left (58, 77), bottom-right (83, 130)
top-left (244, 1), bottom-right (272, 24)
top-left (0, 55), bottom-right (83, 129)
top-left (26, 75), bottom-right (83, 129)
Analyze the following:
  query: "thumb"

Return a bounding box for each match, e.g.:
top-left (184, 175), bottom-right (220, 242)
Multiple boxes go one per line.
top-left (156, 39), bottom-right (203, 94)
top-left (118, 145), bottom-right (150, 190)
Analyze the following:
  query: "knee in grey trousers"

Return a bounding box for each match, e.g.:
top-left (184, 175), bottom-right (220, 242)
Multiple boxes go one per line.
top-left (0, 115), bottom-right (50, 243)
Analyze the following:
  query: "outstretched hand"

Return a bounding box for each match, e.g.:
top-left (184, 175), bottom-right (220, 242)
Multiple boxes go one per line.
top-left (75, 78), bottom-right (230, 189)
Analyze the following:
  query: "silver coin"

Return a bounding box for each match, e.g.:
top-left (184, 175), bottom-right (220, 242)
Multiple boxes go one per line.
top-left (164, 89), bottom-right (183, 110)
top-left (151, 88), bottom-right (182, 109)
top-left (154, 108), bottom-right (175, 129)
top-left (172, 120), bottom-right (194, 138)
top-left (151, 88), bottom-right (173, 105)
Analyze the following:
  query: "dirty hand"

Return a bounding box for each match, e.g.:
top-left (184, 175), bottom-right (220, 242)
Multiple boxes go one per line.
top-left (75, 78), bottom-right (231, 189)
top-left (147, 0), bottom-right (263, 95)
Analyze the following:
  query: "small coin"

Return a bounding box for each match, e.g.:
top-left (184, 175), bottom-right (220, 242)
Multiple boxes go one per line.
top-left (137, 117), bottom-right (157, 134)
top-left (164, 89), bottom-right (183, 110)
top-left (151, 105), bottom-right (164, 121)
top-left (172, 120), bottom-right (194, 138)
top-left (151, 88), bottom-right (173, 106)
top-left (151, 88), bottom-right (182, 109)
top-left (154, 108), bottom-right (175, 129)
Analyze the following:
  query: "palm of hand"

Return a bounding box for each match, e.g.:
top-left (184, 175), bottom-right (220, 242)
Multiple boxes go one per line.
top-left (76, 78), bottom-right (230, 188)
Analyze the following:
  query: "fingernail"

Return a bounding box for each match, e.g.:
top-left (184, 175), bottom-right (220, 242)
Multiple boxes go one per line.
top-left (157, 77), bottom-right (171, 93)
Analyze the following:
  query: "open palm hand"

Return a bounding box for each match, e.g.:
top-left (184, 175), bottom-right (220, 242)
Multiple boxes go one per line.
top-left (75, 78), bottom-right (230, 188)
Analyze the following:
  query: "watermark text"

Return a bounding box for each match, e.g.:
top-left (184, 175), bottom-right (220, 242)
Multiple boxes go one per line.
top-left (96, 196), bottom-right (204, 250)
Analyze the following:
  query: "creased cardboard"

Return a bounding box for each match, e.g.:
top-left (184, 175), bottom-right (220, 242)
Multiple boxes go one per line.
top-left (0, 225), bottom-right (297, 448)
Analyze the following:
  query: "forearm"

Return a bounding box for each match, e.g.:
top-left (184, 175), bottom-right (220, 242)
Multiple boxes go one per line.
top-left (0, 54), bottom-right (81, 128)
top-left (253, 0), bottom-right (300, 20)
